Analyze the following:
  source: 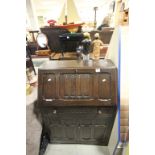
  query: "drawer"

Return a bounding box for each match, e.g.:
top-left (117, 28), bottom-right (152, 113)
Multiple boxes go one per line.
top-left (42, 107), bottom-right (97, 125)
top-left (42, 107), bottom-right (116, 123)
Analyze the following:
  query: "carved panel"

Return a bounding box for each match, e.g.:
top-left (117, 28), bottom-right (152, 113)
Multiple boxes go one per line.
top-left (59, 73), bottom-right (93, 99)
top-left (42, 74), bottom-right (56, 99)
top-left (98, 73), bottom-right (111, 99)
top-left (42, 106), bottom-right (116, 145)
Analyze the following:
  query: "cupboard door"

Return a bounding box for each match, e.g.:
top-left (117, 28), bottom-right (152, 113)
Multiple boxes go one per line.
top-left (62, 117), bottom-right (77, 141)
top-left (79, 125), bottom-right (92, 141)
top-left (94, 125), bottom-right (106, 142)
top-left (64, 125), bottom-right (77, 140)
top-left (42, 74), bottom-right (56, 99)
top-left (50, 125), bottom-right (65, 139)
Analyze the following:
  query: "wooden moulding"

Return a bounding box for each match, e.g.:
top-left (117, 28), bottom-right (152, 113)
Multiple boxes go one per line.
top-left (50, 52), bottom-right (78, 60)
top-left (35, 49), bottom-right (52, 56)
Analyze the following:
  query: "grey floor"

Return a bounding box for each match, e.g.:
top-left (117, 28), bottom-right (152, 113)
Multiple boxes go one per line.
top-left (26, 58), bottom-right (119, 155)
top-left (45, 144), bottom-right (110, 155)
top-left (26, 99), bottom-right (42, 155)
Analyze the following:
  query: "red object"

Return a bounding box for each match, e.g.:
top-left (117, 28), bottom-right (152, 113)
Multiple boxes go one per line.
top-left (47, 20), bottom-right (56, 25)
top-left (52, 23), bottom-right (84, 29)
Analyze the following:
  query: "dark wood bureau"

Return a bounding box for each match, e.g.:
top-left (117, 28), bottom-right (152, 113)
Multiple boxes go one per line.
top-left (38, 59), bottom-right (117, 145)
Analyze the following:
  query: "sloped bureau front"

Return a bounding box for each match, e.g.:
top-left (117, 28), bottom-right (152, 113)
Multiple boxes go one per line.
top-left (42, 73), bottom-right (57, 99)
top-left (39, 72), bottom-right (117, 106)
top-left (38, 59), bottom-right (117, 145)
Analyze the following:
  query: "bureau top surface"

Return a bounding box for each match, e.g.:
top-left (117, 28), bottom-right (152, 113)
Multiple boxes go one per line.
top-left (39, 59), bottom-right (116, 70)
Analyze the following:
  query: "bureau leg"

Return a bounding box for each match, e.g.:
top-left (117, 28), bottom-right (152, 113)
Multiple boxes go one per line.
top-left (39, 127), bottom-right (50, 155)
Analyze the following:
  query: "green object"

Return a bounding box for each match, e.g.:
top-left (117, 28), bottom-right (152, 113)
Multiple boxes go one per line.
top-left (123, 143), bottom-right (129, 155)
top-left (125, 144), bottom-right (129, 155)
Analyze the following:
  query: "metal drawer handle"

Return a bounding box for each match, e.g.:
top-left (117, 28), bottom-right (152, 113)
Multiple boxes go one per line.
top-left (47, 78), bottom-right (51, 82)
top-left (53, 110), bottom-right (57, 114)
top-left (102, 79), bottom-right (107, 82)
top-left (98, 99), bottom-right (111, 101)
top-left (98, 110), bottom-right (102, 114)
top-left (44, 99), bottom-right (53, 102)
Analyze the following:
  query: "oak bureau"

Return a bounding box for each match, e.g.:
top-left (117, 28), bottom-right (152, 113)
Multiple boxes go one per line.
top-left (38, 59), bottom-right (117, 145)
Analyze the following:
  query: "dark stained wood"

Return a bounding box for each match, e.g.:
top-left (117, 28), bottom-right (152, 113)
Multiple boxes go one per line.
top-left (38, 59), bottom-right (117, 145)
top-left (38, 59), bottom-right (117, 106)
top-left (42, 74), bottom-right (56, 99)
top-left (41, 106), bottom-right (117, 145)
top-left (89, 29), bottom-right (114, 44)
top-left (38, 59), bottom-right (115, 70)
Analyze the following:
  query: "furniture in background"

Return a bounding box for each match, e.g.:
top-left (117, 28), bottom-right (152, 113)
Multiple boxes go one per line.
top-left (89, 28), bottom-right (114, 57)
top-left (40, 27), bottom-right (70, 52)
top-left (35, 33), bottom-right (51, 56)
top-left (29, 30), bottom-right (39, 42)
top-left (89, 28), bottom-right (114, 44)
top-left (26, 30), bottom-right (39, 55)
top-left (40, 27), bottom-right (114, 60)
top-left (26, 45), bottom-right (36, 76)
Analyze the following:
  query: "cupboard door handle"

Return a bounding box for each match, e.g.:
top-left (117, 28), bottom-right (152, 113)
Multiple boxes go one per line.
top-left (102, 79), bottom-right (107, 82)
top-left (47, 78), bottom-right (51, 82)
top-left (98, 110), bottom-right (102, 114)
top-left (98, 99), bottom-right (111, 102)
top-left (44, 99), bottom-right (53, 102)
top-left (53, 110), bottom-right (57, 114)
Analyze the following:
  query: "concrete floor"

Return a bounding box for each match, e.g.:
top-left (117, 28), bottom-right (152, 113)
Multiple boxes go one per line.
top-left (45, 144), bottom-right (110, 155)
top-left (26, 58), bottom-right (120, 155)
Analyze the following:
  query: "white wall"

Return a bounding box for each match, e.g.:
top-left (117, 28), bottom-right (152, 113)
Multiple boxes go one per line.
top-left (26, 0), bottom-right (39, 30)
top-left (27, 0), bottom-right (114, 28)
